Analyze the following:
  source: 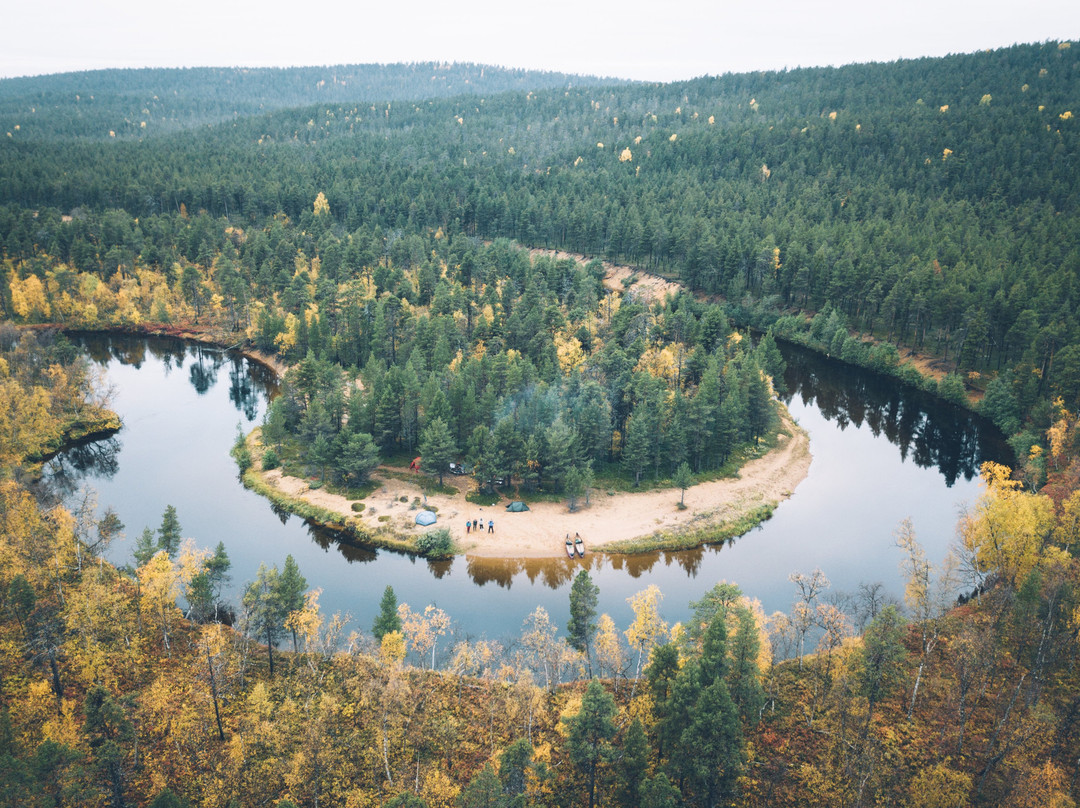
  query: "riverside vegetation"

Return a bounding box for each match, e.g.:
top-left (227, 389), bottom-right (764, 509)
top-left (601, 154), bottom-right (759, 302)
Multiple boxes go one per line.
top-left (2, 44), bottom-right (1080, 805)
top-left (2, 328), bottom-right (1080, 807)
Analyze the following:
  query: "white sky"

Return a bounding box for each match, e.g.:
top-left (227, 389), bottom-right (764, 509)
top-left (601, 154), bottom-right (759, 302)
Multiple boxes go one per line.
top-left (3, 0), bottom-right (1079, 82)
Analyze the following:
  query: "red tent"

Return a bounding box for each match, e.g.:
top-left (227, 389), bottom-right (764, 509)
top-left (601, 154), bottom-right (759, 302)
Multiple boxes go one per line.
top-left (409, 457), bottom-right (422, 472)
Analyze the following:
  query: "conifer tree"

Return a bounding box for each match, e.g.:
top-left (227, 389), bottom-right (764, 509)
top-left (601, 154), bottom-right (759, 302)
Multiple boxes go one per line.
top-left (613, 718), bottom-right (648, 808)
top-left (420, 416), bottom-right (457, 486)
top-left (568, 570), bottom-right (599, 675)
top-left (157, 505), bottom-right (182, 557)
top-left (278, 555), bottom-right (308, 653)
top-left (133, 527), bottom-right (157, 566)
top-left (564, 679), bottom-right (617, 808)
top-left (372, 585), bottom-right (402, 641)
top-left (728, 607), bottom-right (766, 724)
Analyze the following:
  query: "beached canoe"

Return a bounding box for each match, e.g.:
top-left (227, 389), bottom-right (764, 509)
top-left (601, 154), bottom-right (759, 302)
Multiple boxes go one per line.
top-left (565, 538), bottom-right (576, 559)
top-left (575, 536), bottom-right (585, 558)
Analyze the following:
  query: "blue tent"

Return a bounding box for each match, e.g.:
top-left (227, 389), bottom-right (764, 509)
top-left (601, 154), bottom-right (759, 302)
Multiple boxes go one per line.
top-left (415, 510), bottom-right (437, 526)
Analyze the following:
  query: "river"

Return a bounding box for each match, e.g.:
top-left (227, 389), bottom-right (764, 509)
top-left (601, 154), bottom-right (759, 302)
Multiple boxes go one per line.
top-left (44, 334), bottom-right (1011, 650)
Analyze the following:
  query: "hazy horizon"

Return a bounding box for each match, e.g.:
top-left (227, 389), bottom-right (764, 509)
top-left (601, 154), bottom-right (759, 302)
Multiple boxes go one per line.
top-left (4, 0), bottom-right (1078, 83)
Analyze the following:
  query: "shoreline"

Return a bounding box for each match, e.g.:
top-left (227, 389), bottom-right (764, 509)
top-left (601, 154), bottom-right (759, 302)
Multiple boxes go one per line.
top-left (40, 282), bottom-right (814, 559)
top-left (247, 408), bottom-right (811, 560)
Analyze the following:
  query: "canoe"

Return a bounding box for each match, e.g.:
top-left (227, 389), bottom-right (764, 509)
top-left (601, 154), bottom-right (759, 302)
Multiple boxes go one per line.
top-left (575, 537), bottom-right (585, 558)
top-left (565, 539), bottom-right (576, 559)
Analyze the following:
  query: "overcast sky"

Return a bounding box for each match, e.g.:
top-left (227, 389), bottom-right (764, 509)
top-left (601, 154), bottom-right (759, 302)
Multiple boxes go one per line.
top-left (3, 0), bottom-right (1079, 82)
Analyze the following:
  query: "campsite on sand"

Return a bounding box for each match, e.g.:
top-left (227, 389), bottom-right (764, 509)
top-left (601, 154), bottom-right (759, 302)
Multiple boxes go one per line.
top-left (261, 410), bottom-right (810, 559)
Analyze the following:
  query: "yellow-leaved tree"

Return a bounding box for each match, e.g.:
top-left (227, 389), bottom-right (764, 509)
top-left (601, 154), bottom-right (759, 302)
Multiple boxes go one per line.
top-left (398, 603), bottom-right (450, 670)
top-left (625, 585), bottom-right (669, 680)
top-left (960, 462), bottom-right (1054, 587)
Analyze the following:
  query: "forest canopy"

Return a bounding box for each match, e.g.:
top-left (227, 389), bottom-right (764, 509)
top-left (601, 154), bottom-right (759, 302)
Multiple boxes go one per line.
top-left (2, 42), bottom-right (1080, 808)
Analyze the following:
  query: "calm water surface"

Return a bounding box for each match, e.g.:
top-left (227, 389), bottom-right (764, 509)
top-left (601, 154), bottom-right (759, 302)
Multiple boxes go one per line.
top-left (46, 335), bottom-right (1011, 647)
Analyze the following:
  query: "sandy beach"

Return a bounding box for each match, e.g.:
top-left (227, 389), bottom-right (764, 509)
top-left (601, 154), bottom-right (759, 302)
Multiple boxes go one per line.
top-left (261, 410), bottom-right (810, 559)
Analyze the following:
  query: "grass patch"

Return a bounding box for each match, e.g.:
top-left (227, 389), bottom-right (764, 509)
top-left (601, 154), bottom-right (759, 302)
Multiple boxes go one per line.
top-left (421, 479), bottom-right (460, 496)
top-left (466, 490), bottom-right (501, 506)
top-left (516, 489), bottom-right (567, 504)
top-left (379, 448), bottom-right (422, 468)
top-left (587, 416), bottom-right (784, 495)
top-left (599, 503), bottom-right (777, 554)
top-left (337, 480), bottom-right (379, 500)
top-left (351, 502), bottom-right (366, 513)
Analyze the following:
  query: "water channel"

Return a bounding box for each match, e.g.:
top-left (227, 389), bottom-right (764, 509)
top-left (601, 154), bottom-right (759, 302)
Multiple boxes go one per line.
top-left (45, 334), bottom-right (1012, 649)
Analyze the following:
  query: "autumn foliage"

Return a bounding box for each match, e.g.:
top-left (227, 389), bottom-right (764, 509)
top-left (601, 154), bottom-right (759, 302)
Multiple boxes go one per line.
top-left (3, 298), bottom-right (1080, 808)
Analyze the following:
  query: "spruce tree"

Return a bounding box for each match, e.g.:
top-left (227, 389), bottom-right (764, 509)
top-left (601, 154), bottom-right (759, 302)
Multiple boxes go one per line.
top-left (613, 718), bottom-right (648, 808)
top-left (728, 608), bottom-right (766, 724)
top-left (498, 738), bottom-right (533, 806)
top-left (419, 416), bottom-right (457, 486)
top-left (458, 762), bottom-right (502, 808)
top-left (564, 679), bottom-right (617, 808)
top-left (372, 585), bottom-right (402, 641)
top-left (157, 505), bottom-right (182, 557)
top-left (567, 570), bottom-right (599, 675)
top-left (680, 679), bottom-right (743, 808)
top-left (242, 564), bottom-right (284, 676)
top-left (645, 643), bottom-right (680, 762)
top-left (133, 527), bottom-right (157, 566)
top-left (277, 555), bottom-right (307, 653)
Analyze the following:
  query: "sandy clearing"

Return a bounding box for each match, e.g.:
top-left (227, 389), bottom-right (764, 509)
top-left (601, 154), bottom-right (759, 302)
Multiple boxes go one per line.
top-left (525, 247), bottom-right (683, 304)
top-left (258, 410), bottom-right (810, 559)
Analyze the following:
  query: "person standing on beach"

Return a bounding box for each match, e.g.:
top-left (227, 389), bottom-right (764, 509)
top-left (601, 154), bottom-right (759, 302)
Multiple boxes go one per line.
top-left (488, 519), bottom-right (494, 533)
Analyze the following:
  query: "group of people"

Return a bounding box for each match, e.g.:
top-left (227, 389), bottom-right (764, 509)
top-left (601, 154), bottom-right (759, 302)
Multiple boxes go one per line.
top-left (465, 517), bottom-right (494, 534)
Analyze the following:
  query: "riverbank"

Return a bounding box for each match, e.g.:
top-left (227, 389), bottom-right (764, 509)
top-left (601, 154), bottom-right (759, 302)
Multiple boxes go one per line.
top-left (25, 410), bottom-right (124, 473)
top-left (245, 408), bottom-right (810, 559)
top-left (45, 296), bottom-right (815, 559)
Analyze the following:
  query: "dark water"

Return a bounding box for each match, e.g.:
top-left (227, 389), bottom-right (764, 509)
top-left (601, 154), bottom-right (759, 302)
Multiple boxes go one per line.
top-left (46, 334), bottom-right (1011, 648)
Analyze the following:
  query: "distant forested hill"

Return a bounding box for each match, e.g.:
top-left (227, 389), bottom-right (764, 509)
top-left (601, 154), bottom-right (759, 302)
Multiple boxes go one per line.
top-left (0, 62), bottom-right (628, 139)
top-left (1, 42), bottom-right (1079, 454)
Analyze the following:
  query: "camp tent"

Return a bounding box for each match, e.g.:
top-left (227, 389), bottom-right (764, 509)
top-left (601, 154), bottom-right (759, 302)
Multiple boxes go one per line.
top-left (505, 501), bottom-right (530, 512)
top-left (415, 510), bottom-right (437, 526)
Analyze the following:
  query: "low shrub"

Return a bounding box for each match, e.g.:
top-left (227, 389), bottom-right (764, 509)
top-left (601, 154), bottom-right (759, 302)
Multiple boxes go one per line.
top-left (230, 431), bottom-right (252, 473)
top-left (261, 446), bottom-right (280, 470)
top-left (415, 528), bottom-right (454, 558)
